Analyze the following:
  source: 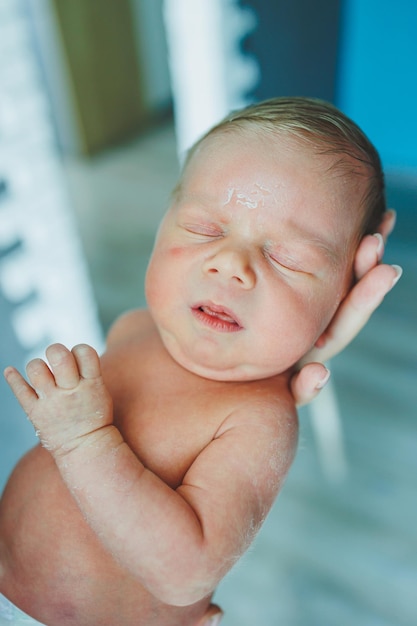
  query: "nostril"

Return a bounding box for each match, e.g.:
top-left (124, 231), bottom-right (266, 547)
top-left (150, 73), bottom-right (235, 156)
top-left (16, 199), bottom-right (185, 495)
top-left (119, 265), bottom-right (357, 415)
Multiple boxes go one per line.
top-left (203, 250), bottom-right (255, 288)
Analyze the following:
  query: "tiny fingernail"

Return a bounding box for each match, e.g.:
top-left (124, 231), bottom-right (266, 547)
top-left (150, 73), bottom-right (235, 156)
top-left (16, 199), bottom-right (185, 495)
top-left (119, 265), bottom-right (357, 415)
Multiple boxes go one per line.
top-left (372, 233), bottom-right (384, 261)
top-left (391, 265), bottom-right (403, 287)
top-left (316, 368), bottom-right (331, 390)
top-left (208, 615), bottom-right (223, 626)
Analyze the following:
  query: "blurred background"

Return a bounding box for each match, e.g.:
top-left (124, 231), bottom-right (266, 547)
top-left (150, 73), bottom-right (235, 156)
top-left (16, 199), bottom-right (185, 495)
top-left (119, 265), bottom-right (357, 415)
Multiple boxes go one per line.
top-left (0, 1), bottom-right (416, 624)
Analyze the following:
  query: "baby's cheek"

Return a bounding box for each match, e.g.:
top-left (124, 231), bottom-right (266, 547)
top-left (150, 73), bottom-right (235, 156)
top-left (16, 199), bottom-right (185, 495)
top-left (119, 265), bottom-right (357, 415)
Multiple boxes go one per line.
top-left (167, 245), bottom-right (187, 259)
top-left (314, 289), bottom-right (344, 336)
top-left (146, 247), bottom-right (185, 308)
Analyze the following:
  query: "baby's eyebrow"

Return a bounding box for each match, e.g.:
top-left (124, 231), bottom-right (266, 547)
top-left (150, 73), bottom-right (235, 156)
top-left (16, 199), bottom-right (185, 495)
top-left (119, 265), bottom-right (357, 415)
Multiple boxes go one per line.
top-left (305, 240), bottom-right (340, 266)
top-left (176, 195), bottom-right (227, 221)
top-left (178, 191), bottom-right (219, 207)
top-left (283, 222), bottom-right (340, 265)
top-left (300, 238), bottom-right (340, 266)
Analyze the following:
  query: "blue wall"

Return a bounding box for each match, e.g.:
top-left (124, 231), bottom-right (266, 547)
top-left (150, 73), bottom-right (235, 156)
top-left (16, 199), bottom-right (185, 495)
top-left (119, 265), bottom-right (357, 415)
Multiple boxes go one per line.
top-left (337, 0), bottom-right (417, 170)
top-left (245, 0), bottom-right (342, 104)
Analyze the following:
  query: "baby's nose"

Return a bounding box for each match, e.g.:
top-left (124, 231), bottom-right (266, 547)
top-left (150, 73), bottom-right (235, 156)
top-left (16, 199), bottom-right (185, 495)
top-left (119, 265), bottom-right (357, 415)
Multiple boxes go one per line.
top-left (202, 247), bottom-right (256, 288)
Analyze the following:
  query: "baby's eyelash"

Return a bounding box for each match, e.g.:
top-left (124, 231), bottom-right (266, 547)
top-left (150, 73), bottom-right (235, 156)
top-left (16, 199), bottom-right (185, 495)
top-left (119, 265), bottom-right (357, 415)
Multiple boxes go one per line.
top-left (183, 223), bottom-right (223, 237)
top-left (266, 251), bottom-right (306, 273)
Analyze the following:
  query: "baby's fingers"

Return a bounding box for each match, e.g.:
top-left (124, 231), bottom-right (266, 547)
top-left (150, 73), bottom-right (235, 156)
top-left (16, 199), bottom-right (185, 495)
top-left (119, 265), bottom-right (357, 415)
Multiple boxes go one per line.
top-left (26, 358), bottom-right (56, 395)
top-left (4, 366), bottom-right (39, 415)
top-left (45, 343), bottom-right (80, 390)
top-left (71, 344), bottom-right (101, 380)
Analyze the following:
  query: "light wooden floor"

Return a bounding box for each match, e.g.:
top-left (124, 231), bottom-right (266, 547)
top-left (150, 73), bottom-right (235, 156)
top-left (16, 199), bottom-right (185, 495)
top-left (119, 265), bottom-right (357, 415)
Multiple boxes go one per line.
top-left (4, 120), bottom-right (417, 626)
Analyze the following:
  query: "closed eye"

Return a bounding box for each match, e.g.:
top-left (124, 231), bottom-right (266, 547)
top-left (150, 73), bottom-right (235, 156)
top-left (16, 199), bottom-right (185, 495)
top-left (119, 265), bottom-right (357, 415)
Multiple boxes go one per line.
top-left (182, 222), bottom-right (224, 238)
top-left (267, 251), bottom-right (311, 275)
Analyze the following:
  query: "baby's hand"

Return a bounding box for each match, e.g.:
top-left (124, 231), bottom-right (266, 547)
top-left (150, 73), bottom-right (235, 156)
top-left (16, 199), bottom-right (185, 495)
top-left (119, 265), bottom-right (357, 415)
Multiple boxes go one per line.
top-left (4, 344), bottom-right (113, 455)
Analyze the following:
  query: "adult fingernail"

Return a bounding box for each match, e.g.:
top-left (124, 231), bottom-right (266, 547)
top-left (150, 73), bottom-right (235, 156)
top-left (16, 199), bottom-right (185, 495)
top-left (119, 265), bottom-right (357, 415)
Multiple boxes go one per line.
top-left (372, 233), bottom-right (384, 261)
top-left (391, 265), bottom-right (403, 287)
top-left (315, 368), bottom-right (331, 390)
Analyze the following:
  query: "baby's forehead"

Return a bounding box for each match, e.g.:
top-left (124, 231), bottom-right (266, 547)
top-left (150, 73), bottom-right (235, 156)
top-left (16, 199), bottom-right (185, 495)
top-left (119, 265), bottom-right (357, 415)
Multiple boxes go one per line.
top-left (189, 126), bottom-right (368, 191)
top-left (195, 125), bottom-right (359, 174)
top-left (180, 127), bottom-right (369, 237)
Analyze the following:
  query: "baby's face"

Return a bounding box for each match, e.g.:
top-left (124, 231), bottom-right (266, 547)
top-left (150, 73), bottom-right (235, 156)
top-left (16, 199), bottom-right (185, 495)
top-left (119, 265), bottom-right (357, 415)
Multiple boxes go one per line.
top-left (146, 130), bottom-right (366, 381)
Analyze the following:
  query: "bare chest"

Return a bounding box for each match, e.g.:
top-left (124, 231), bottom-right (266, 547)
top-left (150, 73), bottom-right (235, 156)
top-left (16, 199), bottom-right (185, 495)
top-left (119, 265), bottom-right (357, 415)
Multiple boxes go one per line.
top-left (104, 358), bottom-right (231, 488)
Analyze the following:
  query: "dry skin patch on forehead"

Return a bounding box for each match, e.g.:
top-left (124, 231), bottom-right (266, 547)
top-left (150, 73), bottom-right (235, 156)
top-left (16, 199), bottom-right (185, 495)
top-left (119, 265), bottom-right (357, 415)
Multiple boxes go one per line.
top-left (223, 183), bottom-right (275, 211)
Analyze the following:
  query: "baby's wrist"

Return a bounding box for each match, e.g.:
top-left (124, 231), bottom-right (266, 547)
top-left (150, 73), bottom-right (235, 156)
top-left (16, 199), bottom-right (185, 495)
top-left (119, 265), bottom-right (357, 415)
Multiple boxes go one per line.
top-left (50, 424), bottom-right (122, 463)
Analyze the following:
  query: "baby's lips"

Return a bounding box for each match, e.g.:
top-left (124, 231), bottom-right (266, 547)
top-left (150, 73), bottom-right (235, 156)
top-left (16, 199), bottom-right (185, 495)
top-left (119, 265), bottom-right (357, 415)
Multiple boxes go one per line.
top-left (193, 301), bottom-right (243, 328)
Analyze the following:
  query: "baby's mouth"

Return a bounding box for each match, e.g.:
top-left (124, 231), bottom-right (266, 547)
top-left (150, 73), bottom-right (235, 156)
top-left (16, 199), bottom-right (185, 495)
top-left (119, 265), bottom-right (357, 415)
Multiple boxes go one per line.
top-left (192, 303), bottom-right (243, 331)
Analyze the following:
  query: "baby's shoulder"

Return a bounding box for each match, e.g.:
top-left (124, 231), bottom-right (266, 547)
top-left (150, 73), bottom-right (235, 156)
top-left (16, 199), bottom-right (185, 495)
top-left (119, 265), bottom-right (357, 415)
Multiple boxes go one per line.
top-left (212, 381), bottom-right (299, 502)
top-left (223, 376), bottom-right (298, 442)
top-left (106, 308), bottom-right (153, 348)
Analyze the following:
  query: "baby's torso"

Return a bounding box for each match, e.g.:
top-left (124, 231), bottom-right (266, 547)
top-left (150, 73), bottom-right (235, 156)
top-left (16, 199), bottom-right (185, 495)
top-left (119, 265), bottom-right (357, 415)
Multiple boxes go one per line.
top-left (104, 325), bottom-right (244, 488)
top-left (0, 311), bottom-right (279, 625)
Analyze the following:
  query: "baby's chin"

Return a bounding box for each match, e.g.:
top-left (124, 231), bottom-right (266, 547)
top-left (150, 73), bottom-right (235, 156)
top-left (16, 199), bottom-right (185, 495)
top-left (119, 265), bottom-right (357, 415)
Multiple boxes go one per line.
top-left (158, 327), bottom-right (299, 382)
top-left (167, 343), bottom-right (291, 382)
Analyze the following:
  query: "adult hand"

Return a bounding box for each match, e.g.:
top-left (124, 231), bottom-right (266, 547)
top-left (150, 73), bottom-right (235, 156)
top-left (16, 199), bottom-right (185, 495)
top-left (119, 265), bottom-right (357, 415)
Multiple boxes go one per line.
top-left (291, 210), bottom-right (402, 406)
top-left (196, 603), bottom-right (223, 625)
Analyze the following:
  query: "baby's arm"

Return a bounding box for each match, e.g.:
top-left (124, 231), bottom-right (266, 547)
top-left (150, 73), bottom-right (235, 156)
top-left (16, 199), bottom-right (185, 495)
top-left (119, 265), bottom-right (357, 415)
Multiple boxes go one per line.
top-left (4, 344), bottom-right (297, 606)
